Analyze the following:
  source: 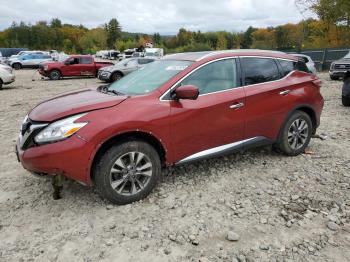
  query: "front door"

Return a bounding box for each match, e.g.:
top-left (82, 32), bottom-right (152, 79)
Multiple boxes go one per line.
top-left (169, 58), bottom-right (246, 163)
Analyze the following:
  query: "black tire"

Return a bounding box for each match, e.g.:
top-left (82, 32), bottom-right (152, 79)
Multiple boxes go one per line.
top-left (0, 79), bottom-right (3, 89)
top-left (275, 111), bottom-right (312, 156)
top-left (12, 63), bottom-right (21, 70)
top-left (110, 72), bottom-right (123, 82)
top-left (49, 70), bottom-right (61, 80)
top-left (330, 75), bottom-right (340, 80)
top-left (342, 96), bottom-right (350, 107)
top-left (93, 140), bottom-right (161, 205)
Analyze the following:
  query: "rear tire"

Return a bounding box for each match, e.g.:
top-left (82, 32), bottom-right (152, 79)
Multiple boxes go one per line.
top-left (12, 63), bottom-right (21, 70)
top-left (275, 111), bottom-right (312, 156)
top-left (342, 96), bottom-right (350, 107)
top-left (49, 70), bottom-right (61, 80)
top-left (93, 140), bottom-right (161, 205)
top-left (110, 72), bottom-right (123, 82)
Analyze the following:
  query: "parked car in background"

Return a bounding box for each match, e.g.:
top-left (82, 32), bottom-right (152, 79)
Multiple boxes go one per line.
top-left (131, 52), bottom-right (145, 58)
top-left (342, 72), bottom-right (350, 106)
top-left (16, 50), bottom-right (323, 204)
top-left (7, 53), bottom-right (52, 69)
top-left (98, 57), bottom-right (155, 82)
top-left (144, 48), bottom-right (164, 58)
top-left (9, 50), bottom-right (47, 59)
top-left (0, 63), bottom-right (15, 89)
top-left (292, 54), bottom-right (316, 74)
top-left (39, 55), bottom-right (114, 80)
top-left (122, 48), bottom-right (137, 59)
top-left (329, 51), bottom-right (350, 80)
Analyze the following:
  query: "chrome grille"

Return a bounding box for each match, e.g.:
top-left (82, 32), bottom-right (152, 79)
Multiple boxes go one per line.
top-left (334, 64), bottom-right (350, 70)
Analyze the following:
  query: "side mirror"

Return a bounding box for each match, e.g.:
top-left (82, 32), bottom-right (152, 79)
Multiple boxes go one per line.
top-left (172, 85), bottom-right (199, 100)
top-left (64, 60), bottom-right (70, 65)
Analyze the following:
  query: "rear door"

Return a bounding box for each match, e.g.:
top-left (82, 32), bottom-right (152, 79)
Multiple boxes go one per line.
top-left (79, 57), bottom-right (95, 76)
top-left (169, 58), bottom-right (246, 163)
top-left (21, 54), bottom-right (34, 67)
top-left (241, 57), bottom-right (297, 141)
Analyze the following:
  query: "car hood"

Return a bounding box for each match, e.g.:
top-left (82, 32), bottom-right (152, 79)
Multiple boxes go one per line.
top-left (335, 58), bottom-right (350, 64)
top-left (29, 88), bottom-right (128, 122)
top-left (102, 64), bottom-right (125, 72)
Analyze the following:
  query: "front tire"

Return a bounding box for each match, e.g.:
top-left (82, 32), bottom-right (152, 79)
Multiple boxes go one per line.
top-left (276, 111), bottom-right (312, 156)
top-left (110, 72), bottom-right (123, 82)
top-left (49, 70), bottom-right (61, 80)
top-left (93, 141), bottom-right (161, 205)
top-left (12, 63), bottom-right (22, 70)
top-left (342, 96), bottom-right (350, 107)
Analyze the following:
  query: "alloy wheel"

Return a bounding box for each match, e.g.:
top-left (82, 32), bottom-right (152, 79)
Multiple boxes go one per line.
top-left (109, 151), bottom-right (153, 196)
top-left (287, 118), bottom-right (309, 150)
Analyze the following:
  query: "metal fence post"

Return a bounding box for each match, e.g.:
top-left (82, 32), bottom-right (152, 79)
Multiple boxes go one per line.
top-left (321, 48), bottom-right (328, 71)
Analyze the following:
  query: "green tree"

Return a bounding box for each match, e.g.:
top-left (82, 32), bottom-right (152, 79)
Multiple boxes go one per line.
top-left (241, 26), bottom-right (257, 48)
top-left (105, 18), bottom-right (121, 49)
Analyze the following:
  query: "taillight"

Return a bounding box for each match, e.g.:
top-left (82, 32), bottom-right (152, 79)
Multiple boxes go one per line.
top-left (312, 79), bottom-right (322, 92)
top-left (312, 79), bottom-right (322, 87)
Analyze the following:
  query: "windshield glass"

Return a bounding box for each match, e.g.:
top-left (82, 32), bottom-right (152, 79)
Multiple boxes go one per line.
top-left (344, 52), bottom-right (350, 59)
top-left (109, 60), bottom-right (192, 95)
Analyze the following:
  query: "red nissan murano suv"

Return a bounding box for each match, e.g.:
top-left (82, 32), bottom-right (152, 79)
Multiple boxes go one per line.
top-left (16, 50), bottom-right (324, 204)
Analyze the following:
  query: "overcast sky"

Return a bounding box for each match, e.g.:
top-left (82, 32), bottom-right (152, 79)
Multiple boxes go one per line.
top-left (0, 0), bottom-right (313, 34)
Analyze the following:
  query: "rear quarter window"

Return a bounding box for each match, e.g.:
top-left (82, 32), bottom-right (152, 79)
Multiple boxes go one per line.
top-left (278, 59), bottom-right (310, 76)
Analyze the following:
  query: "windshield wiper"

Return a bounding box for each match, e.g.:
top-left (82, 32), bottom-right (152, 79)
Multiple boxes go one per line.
top-left (98, 85), bottom-right (124, 96)
top-left (107, 89), bottom-right (125, 96)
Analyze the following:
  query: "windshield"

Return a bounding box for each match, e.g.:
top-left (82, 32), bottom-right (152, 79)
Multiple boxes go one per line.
top-left (108, 60), bottom-right (192, 95)
top-left (344, 51), bottom-right (350, 59)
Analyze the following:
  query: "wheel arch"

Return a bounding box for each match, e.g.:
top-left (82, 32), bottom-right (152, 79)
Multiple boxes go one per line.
top-left (49, 68), bottom-right (62, 75)
top-left (344, 71), bottom-right (350, 79)
top-left (90, 130), bottom-right (167, 183)
top-left (12, 62), bottom-right (22, 69)
top-left (278, 105), bottom-right (318, 141)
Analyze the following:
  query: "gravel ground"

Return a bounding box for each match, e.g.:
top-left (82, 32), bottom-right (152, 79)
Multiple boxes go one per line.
top-left (0, 69), bottom-right (349, 262)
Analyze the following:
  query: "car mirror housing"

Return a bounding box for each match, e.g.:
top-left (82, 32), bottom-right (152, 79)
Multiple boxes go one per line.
top-left (173, 85), bottom-right (199, 100)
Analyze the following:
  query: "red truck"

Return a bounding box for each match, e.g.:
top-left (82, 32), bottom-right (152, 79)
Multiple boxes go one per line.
top-left (39, 55), bottom-right (114, 80)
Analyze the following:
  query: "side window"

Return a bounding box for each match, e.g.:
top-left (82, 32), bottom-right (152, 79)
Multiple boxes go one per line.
top-left (138, 59), bottom-right (153, 65)
top-left (180, 59), bottom-right (239, 95)
top-left (242, 57), bottom-right (280, 85)
top-left (80, 57), bottom-right (93, 64)
top-left (279, 59), bottom-right (295, 76)
top-left (295, 61), bottom-right (310, 73)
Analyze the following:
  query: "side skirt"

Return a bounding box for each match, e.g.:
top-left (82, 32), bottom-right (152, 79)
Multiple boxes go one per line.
top-left (175, 136), bottom-right (272, 166)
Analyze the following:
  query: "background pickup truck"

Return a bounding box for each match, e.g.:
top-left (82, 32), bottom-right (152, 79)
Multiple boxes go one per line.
top-left (39, 55), bottom-right (114, 80)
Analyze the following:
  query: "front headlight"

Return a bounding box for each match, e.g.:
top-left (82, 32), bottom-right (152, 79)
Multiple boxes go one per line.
top-left (330, 62), bottom-right (335, 70)
top-left (43, 65), bottom-right (48, 71)
top-left (34, 113), bottom-right (88, 143)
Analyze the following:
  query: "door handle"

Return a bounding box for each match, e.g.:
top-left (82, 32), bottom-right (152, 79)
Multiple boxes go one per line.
top-left (279, 90), bottom-right (291, 96)
top-left (230, 102), bottom-right (244, 109)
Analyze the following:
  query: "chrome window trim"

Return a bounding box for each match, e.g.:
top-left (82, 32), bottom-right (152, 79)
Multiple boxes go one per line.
top-left (159, 56), bottom-right (296, 101)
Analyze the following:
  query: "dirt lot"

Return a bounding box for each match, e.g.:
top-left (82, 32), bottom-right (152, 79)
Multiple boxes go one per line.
top-left (0, 69), bottom-right (349, 262)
